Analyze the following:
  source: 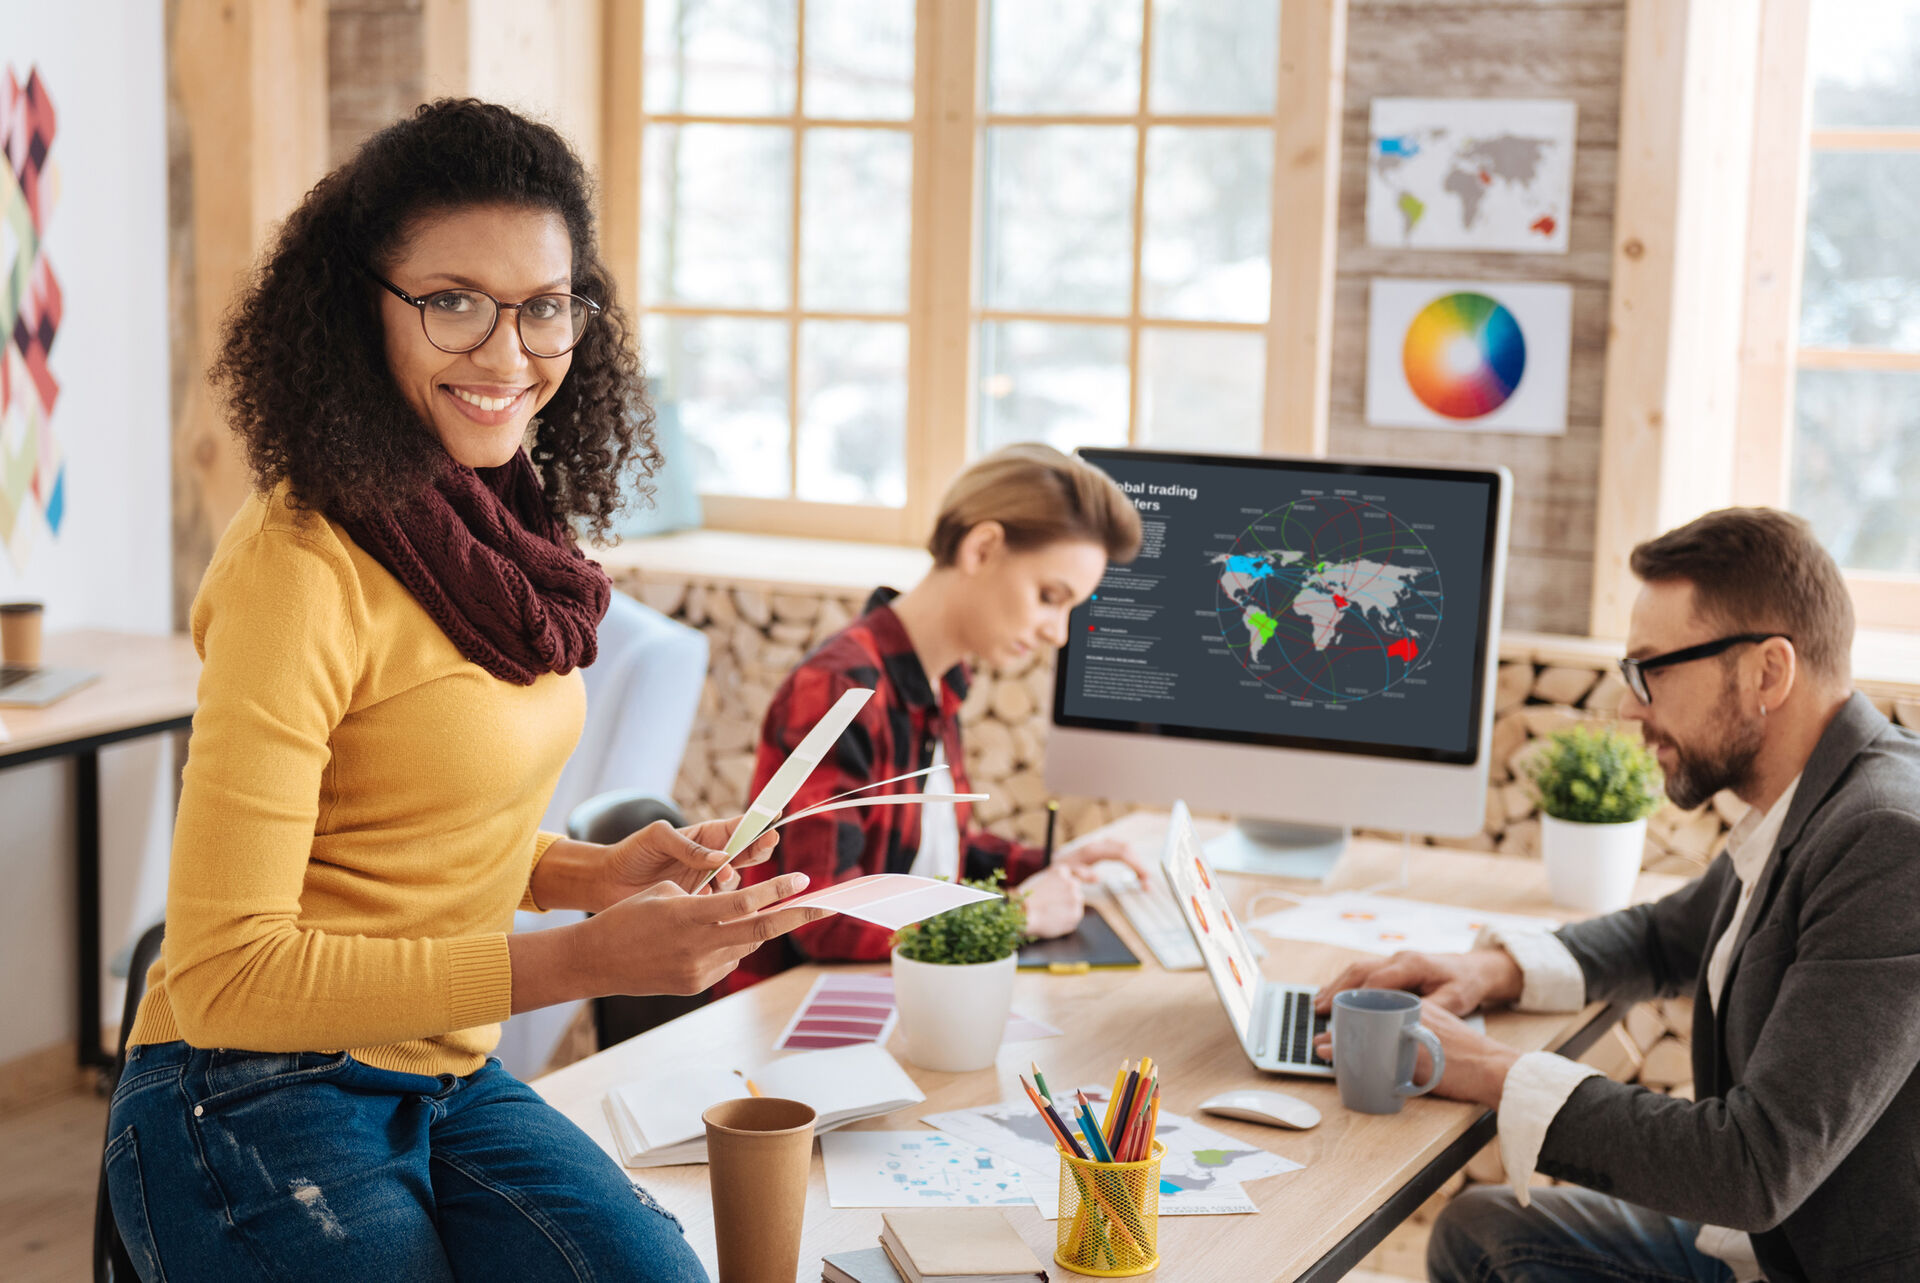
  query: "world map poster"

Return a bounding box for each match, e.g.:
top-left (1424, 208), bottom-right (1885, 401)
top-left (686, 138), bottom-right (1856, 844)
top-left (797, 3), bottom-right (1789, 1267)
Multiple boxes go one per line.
top-left (1366, 98), bottom-right (1576, 254)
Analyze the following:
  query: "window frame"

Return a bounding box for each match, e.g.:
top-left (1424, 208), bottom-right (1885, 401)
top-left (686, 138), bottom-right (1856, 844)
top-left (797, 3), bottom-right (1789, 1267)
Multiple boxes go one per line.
top-left (1734, 0), bottom-right (1920, 630)
top-left (601, 0), bottom-right (1346, 545)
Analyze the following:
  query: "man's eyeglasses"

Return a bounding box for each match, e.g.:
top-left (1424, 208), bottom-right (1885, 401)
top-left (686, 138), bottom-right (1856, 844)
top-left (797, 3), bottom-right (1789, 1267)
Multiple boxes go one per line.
top-left (370, 272), bottom-right (600, 358)
top-left (1617, 633), bottom-right (1789, 706)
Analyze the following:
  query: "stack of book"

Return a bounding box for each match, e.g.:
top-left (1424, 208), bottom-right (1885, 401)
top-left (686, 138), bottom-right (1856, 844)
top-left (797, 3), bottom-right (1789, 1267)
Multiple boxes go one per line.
top-left (821, 1209), bottom-right (1048, 1283)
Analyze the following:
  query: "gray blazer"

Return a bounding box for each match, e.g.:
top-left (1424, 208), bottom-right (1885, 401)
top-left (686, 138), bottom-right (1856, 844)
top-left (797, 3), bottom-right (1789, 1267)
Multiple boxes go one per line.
top-left (1542, 693), bottom-right (1920, 1283)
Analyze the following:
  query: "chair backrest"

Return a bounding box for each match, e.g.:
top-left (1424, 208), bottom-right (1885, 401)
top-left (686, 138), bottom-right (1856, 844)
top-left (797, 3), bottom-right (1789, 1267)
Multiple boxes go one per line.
top-left (96, 920), bottom-right (164, 1282)
top-left (566, 791), bottom-right (685, 845)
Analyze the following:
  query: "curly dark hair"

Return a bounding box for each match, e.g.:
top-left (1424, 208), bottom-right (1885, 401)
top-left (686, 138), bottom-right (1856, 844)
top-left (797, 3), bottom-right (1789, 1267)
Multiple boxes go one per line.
top-left (209, 98), bottom-right (656, 539)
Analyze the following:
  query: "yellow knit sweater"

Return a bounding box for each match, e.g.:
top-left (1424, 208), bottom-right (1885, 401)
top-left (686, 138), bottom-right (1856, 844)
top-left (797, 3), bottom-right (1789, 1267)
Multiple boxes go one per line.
top-left (127, 484), bottom-right (586, 1076)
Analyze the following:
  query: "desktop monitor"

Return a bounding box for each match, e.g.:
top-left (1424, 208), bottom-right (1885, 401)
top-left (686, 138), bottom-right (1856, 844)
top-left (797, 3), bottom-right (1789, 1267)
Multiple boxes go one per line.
top-left (1046, 447), bottom-right (1511, 879)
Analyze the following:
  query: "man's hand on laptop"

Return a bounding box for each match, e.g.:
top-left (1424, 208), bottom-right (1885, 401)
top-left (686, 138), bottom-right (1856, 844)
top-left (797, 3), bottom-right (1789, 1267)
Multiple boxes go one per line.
top-left (1312, 999), bottom-right (1521, 1108)
top-left (1312, 947), bottom-right (1524, 1019)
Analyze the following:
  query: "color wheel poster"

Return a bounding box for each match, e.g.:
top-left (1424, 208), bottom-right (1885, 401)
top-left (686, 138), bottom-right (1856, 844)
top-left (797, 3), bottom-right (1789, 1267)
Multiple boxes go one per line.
top-left (1365, 277), bottom-right (1571, 435)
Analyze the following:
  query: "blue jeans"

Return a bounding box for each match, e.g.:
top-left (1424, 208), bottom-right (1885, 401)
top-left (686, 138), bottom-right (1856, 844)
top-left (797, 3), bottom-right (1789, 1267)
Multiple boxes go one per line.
top-left (1428, 1185), bottom-right (1737, 1283)
top-left (103, 1041), bottom-right (707, 1283)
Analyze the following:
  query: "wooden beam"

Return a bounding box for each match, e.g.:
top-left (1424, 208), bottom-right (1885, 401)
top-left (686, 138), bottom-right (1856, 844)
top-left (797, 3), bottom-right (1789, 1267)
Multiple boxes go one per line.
top-left (907, 0), bottom-right (980, 535)
top-left (1265, 0), bottom-right (1347, 457)
top-left (1731, 0), bottom-right (1812, 508)
top-left (600, 0), bottom-right (644, 315)
top-left (172, 0), bottom-right (330, 547)
top-left (1590, 0), bottom-right (1763, 637)
top-left (1806, 128), bottom-right (1920, 151)
top-left (1796, 347), bottom-right (1920, 371)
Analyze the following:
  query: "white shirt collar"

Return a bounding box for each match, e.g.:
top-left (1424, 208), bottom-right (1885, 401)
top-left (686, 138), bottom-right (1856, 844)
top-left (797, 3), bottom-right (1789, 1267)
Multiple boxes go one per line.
top-left (1724, 775), bottom-right (1802, 887)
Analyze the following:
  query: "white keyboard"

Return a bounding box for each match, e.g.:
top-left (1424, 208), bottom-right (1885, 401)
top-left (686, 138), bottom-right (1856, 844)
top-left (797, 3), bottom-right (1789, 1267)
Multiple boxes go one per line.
top-left (1097, 865), bottom-right (1203, 971)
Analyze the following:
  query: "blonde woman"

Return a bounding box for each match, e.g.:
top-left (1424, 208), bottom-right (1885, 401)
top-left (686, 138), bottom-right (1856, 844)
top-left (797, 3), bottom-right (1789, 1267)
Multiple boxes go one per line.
top-left (721, 444), bottom-right (1156, 995)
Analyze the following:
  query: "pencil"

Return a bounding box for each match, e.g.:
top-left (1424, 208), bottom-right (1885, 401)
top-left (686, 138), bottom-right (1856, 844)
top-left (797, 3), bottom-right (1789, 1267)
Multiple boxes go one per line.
top-left (1109, 1062), bottom-right (1141, 1152)
top-left (1021, 1075), bottom-right (1087, 1159)
top-left (1101, 1061), bottom-right (1129, 1134)
top-left (1043, 800), bottom-right (1058, 867)
top-left (1031, 1060), bottom-right (1052, 1103)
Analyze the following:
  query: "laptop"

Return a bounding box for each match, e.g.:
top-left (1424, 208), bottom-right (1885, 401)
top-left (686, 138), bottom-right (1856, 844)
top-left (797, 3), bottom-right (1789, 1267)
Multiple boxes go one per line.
top-left (0, 665), bottom-right (100, 708)
top-left (1161, 800), bottom-right (1333, 1079)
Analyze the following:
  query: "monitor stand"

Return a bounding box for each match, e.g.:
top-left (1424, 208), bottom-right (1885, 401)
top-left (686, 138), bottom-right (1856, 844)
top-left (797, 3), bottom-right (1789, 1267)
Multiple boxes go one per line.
top-left (1203, 818), bottom-right (1351, 882)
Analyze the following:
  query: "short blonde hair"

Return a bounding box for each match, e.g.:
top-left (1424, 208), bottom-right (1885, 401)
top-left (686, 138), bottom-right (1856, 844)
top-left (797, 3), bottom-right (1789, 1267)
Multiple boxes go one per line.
top-left (928, 443), bottom-right (1142, 567)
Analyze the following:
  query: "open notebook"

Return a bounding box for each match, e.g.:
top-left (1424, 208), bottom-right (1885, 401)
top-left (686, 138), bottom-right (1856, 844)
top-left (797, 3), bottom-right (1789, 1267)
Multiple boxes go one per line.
top-left (603, 1042), bottom-right (924, 1167)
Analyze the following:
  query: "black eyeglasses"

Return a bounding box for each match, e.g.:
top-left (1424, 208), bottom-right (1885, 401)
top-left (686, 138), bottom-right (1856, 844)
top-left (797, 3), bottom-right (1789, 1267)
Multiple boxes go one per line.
top-left (370, 272), bottom-right (601, 358)
top-left (1617, 633), bottom-right (1790, 706)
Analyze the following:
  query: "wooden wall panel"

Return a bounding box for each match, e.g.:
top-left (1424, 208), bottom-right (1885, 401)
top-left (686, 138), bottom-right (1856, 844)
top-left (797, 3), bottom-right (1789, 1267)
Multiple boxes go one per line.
top-left (1331, 0), bottom-right (1626, 635)
top-left (329, 0), bottom-right (424, 167)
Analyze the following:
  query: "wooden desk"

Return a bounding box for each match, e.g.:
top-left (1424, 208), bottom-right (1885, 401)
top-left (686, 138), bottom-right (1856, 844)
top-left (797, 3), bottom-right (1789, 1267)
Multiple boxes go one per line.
top-left (534, 812), bottom-right (1686, 1282)
top-left (0, 630), bottom-right (200, 1069)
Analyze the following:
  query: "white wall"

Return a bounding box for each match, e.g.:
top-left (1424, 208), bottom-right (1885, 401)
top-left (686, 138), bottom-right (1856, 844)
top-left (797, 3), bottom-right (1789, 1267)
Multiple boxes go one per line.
top-left (0, 5), bottom-right (172, 1065)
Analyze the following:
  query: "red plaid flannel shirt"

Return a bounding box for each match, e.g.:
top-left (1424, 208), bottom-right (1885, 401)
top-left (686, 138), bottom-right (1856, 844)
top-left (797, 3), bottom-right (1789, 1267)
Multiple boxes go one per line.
top-left (716, 589), bottom-right (1045, 996)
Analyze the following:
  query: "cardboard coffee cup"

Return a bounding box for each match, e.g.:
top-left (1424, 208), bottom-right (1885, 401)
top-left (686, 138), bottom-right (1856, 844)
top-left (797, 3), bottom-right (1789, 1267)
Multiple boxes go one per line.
top-left (0, 601), bottom-right (43, 668)
top-left (703, 1096), bottom-right (816, 1283)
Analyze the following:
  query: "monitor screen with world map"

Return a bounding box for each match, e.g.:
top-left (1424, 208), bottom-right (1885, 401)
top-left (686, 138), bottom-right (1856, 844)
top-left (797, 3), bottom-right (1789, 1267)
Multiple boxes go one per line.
top-left (1047, 448), bottom-right (1510, 853)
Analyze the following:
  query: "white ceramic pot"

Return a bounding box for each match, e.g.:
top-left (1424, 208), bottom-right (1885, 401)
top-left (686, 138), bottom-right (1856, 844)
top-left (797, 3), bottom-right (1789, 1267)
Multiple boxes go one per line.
top-left (1540, 814), bottom-right (1648, 913)
top-left (890, 948), bottom-right (1017, 1073)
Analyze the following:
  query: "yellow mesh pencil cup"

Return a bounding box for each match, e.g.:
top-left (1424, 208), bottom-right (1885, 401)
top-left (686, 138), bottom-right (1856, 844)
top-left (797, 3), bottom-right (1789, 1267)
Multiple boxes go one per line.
top-left (1055, 1140), bottom-right (1164, 1276)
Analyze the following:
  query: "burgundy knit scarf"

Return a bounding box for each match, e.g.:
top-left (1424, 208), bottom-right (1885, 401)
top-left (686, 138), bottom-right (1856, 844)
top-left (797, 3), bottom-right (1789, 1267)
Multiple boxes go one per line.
top-left (342, 451), bottom-right (610, 685)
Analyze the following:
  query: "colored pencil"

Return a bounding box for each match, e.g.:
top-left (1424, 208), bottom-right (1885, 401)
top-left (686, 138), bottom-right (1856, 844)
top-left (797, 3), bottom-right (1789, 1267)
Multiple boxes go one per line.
top-left (1109, 1062), bottom-right (1141, 1151)
top-left (1031, 1060), bottom-right (1052, 1103)
top-left (1021, 1075), bottom-right (1087, 1160)
top-left (1075, 1094), bottom-right (1115, 1162)
top-left (1101, 1061), bottom-right (1129, 1134)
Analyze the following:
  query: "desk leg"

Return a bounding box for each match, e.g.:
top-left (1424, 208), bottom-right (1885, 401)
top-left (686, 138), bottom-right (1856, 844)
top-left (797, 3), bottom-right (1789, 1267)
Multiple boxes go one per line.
top-left (76, 748), bottom-right (106, 1071)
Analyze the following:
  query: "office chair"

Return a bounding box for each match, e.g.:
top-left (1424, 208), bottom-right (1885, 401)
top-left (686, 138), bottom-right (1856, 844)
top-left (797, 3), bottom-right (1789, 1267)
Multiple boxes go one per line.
top-left (93, 919), bottom-right (163, 1283)
top-left (565, 790), bottom-right (716, 1045)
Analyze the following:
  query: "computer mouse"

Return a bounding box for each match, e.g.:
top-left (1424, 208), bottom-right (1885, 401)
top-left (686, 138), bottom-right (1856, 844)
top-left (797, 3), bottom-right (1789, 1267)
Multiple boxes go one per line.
top-left (1197, 1090), bottom-right (1321, 1130)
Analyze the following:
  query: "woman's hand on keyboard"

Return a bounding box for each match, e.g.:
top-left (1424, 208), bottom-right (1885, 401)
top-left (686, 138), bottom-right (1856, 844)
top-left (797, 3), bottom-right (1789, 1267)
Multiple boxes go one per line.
top-left (1050, 837), bottom-right (1155, 886)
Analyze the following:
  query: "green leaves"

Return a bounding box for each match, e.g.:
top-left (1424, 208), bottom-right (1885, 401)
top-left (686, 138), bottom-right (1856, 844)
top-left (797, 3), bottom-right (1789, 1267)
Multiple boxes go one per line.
top-left (1526, 722), bottom-right (1665, 825)
top-left (891, 870), bottom-right (1027, 966)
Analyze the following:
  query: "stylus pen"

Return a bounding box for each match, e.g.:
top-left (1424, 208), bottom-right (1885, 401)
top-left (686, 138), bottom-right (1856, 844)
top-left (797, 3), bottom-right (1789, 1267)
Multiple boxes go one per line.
top-left (1043, 800), bottom-right (1058, 867)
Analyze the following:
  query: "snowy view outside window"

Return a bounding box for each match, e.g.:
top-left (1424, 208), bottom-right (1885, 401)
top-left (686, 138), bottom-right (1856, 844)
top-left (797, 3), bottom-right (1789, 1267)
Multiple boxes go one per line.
top-left (1796, 0), bottom-right (1920, 573)
top-left (636, 0), bottom-right (1283, 511)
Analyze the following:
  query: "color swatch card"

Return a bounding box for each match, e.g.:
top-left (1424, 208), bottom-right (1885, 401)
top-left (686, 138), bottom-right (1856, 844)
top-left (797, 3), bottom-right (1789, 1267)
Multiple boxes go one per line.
top-left (820, 1130), bottom-right (1033, 1208)
top-left (781, 873), bottom-right (1000, 931)
top-left (1366, 277), bottom-right (1571, 435)
top-left (775, 973), bottom-right (1062, 1051)
top-left (774, 974), bottom-right (899, 1050)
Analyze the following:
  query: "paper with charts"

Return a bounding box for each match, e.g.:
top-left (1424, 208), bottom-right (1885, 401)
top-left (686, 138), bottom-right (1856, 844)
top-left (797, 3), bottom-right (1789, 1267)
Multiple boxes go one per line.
top-left (923, 1087), bottom-right (1302, 1218)
top-left (1366, 97), bottom-right (1576, 253)
top-left (820, 1130), bottom-right (1034, 1208)
top-left (1245, 891), bottom-right (1557, 957)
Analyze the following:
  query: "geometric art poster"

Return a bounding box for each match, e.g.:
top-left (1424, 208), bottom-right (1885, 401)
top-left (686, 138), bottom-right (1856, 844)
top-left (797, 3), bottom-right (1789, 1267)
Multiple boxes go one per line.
top-left (0, 66), bottom-right (62, 569)
top-left (1366, 98), bottom-right (1576, 254)
top-left (1366, 277), bottom-right (1571, 435)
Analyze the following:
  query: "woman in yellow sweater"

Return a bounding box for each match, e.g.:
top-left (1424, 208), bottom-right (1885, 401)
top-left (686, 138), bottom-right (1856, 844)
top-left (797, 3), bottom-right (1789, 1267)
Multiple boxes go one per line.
top-left (102, 101), bottom-right (827, 1282)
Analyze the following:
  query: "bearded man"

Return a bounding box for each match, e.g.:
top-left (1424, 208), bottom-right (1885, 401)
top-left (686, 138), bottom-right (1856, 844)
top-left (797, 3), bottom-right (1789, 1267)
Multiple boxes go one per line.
top-left (1313, 508), bottom-right (1920, 1283)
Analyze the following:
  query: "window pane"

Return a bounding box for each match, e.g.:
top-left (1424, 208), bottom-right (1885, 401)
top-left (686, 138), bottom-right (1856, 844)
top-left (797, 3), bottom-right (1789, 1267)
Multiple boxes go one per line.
top-left (980, 126), bottom-right (1136, 315)
top-left (1809, 0), bottom-right (1920, 128)
top-left (976, 321), bottom-right (1129, 454)
top-left (1142, 127), bottom-right (1272, 322)
top-left (1792, 368), bottom-right (1920, 573)
top-left (1799, 151), bottom-right (1920, 349)
top-left (1137, 328), bottom-right (1265, 452)
top-left (802, 129), bottom-right (912, 312)
top-left (985, 0), bottom-right (1142, 114)
top-left (1149, 0), bottom-right (1278, 114)
top-left (643, 125), bottom-right (792, 309)
top-left (797, 321), bottom-right (907, 505)
top-left (644, 0), bottom-right (797, 117)
top-left (644, 315), bottom-right (791, 497)
top-left (805, 0), bottom-right (914, 119)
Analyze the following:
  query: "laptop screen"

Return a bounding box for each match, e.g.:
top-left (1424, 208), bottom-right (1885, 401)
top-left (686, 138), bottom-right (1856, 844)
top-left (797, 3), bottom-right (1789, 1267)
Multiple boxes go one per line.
top-left (1160, 802), bottom-right (1264, 1042)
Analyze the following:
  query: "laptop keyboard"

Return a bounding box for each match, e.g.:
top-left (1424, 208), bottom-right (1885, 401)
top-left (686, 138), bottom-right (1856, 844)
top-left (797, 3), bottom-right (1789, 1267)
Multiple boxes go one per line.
top-left (1274, 990), bottom-right (1331, 1067)
top-left (0, 666), bottom-right (32, 691)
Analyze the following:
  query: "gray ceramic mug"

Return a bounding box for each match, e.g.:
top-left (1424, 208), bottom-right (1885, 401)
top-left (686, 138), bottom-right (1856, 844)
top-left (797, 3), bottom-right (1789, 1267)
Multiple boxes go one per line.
top-left (1331, 988), bottom-right (1445, 1114)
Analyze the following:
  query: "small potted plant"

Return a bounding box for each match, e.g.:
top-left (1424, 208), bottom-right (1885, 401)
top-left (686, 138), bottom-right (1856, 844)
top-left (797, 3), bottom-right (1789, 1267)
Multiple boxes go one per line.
top-left (890, 871), bottom-right (1026, 1072)
top-left (1526, 722), bottom-right (1665, 912)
